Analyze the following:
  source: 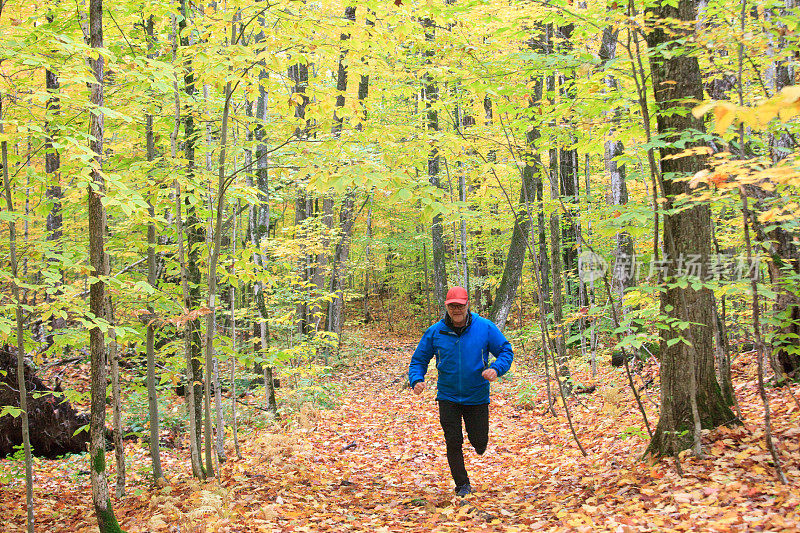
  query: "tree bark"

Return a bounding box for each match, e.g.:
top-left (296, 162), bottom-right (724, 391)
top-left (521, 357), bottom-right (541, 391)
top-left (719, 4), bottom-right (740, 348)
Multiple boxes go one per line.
top-left (644, 0), bottom-right (737, 457)
top-left (87, 1), bottom-right (122, 529)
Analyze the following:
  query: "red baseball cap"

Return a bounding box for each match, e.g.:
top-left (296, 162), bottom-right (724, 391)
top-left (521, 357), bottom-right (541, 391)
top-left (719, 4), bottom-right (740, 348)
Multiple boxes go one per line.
top-left (444, 286), bottom-right (469, 305)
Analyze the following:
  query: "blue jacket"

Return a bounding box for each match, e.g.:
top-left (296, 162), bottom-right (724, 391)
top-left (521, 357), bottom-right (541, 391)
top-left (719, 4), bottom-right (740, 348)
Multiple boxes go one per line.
top-left (409, 312), bottom-right (514, 405)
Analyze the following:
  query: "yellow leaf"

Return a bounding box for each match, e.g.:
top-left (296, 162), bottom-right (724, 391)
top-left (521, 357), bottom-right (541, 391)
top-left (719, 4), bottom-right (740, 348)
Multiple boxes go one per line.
top-left (713, 104), bottom-right (736, 135)
top-left (692, 101), bottom-right (716, 119)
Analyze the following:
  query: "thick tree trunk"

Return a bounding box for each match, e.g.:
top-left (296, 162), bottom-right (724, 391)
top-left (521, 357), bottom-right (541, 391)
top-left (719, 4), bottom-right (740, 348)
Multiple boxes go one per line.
top-left (87, 2), bottom-right (122, 529)
top-left (489, 183), bottom-right (530, 330)
top-left (644, 0), bottom-right (737, 457)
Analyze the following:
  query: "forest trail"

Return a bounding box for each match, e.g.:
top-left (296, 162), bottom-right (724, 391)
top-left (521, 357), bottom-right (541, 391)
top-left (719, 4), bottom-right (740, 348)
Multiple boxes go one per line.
top-left (188, 331), bottom-right (800, 532)
top-left (3, 329), bottom-right (800, 532)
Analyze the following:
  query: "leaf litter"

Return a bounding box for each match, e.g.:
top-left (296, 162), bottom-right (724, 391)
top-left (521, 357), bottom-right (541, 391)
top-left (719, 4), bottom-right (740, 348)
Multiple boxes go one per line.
top-left (1, 328), bottom-right (799, 532)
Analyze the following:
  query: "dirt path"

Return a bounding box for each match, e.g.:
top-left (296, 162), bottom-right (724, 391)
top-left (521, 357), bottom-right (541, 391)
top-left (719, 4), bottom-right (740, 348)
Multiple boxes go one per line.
top-left (223, 334), bottom-right (800, 532)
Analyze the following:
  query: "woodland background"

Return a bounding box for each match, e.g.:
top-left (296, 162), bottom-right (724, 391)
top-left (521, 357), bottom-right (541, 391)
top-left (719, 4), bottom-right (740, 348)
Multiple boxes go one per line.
top-left (1, 0), bottom-right (799, 531)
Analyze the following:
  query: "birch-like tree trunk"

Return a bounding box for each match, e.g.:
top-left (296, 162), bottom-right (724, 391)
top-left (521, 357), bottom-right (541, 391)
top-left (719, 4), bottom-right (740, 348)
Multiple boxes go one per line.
top-left (600, 27), bottom-right (636, 308)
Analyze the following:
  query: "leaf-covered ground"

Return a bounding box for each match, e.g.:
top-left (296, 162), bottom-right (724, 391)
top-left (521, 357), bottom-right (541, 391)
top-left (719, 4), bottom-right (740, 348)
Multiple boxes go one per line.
top-left (2, 328), bottom-right (800, 532)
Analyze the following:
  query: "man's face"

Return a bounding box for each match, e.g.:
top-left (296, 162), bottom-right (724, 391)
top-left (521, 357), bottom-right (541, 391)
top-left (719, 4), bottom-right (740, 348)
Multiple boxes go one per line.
top-left (446, 302), bottom-right (468, 326)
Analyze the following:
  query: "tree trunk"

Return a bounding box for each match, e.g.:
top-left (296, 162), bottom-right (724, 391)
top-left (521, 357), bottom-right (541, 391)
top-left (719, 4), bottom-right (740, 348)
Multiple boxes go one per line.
top-left (554, 23), bottom-right (584, 339)
top-left (289, 61), bottom-right (312, 336)
top-left (179, 0), bottom-right (205, 462)
top-left (423, 16), bottom-right (447, 315)
top-left (173, 7), bottom-right (204, 478)
top-left (2, 94), bottom-right (35, 533)
top-left (87, 1), bottom-right (122, 529)
top-left (644, 0), bottom-right (737, 457)
top-left (230, 203), bottom-right (241, 459)
top-left (760, 0), bottom-right (800, 381)
top-left (600, 26), bottom-right (636, 307)
top-left (144, 14), bottom-right (163, 483)
top-left (326, 7), bottom-right (362, 346)
top-left (105, 294), bottom-right (124, 497)
top-left (252, 7), bottom-right (278, 416)
top-left (44, 12), bottom-right (64, 347)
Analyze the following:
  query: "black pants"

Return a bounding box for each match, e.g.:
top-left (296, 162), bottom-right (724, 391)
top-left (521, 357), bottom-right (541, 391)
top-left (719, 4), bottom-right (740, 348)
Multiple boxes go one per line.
top-left (438, 400), bottom-right (489, 487)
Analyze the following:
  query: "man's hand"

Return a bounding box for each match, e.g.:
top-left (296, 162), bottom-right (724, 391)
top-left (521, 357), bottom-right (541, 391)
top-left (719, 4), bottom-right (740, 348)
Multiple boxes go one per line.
top-left (482, 368), bottom-right (498, 382)
top-left (413, 382), bottom-right (425, 395)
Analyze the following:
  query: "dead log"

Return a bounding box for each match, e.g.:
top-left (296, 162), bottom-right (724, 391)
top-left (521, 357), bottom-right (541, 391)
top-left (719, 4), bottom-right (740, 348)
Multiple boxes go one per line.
top-left (0, 344), bottom-right (89, 458)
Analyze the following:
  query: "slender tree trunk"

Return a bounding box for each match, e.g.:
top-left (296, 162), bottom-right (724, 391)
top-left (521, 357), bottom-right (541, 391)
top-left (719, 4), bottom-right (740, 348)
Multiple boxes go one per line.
top-left (423, 16), bottom-right (446, 314)
top-left (600, 26), bottom-right (636, 309)
top-left (288, 61), bottom-right (312, 335)
top-left (230, 202), bottom-right (241, 459)
top-left (759, 0), bottom-right (800, 380)
top-left (203, 33), bottom-right (236, 469)
top-left (644, 0), bottom-right (737, 457)
top-left (87, 1), bottom-right (122, 529)
top-left (105, 291), bottom-right (124, 497)
top-left (544, 27), bottom-right (572, 391)
top-left (364, 197), bottom-right (374, 322)
top-left (489, 70), bottom-right (545, 329)
top-left (173, 11), bottom-right (204, 479)
top-left (144, 15), bottom-right (163, 482)
top-left (44, 11), bottom-right (63, 347)
top-left (742, 194), bottom-right (787, 483)
top-left (179, 0), bottom-right (205, 461)
top-left (326, 7), bottom-right (361, 346)
top-left (252, 6), bottom-right (278, 415)
top-left (554, 23), bottom-right (583, 338)
top-left (2, 93), bottom-right (35, 533)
